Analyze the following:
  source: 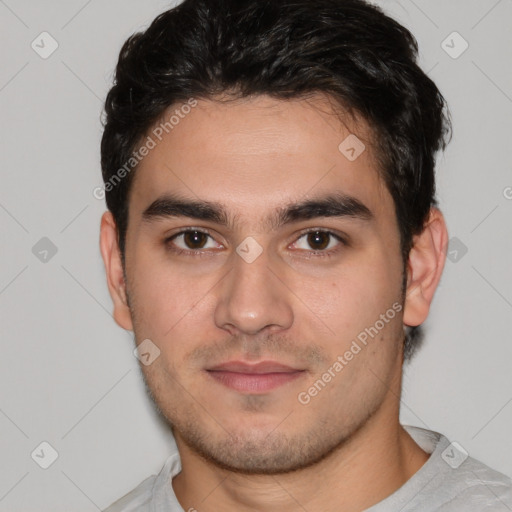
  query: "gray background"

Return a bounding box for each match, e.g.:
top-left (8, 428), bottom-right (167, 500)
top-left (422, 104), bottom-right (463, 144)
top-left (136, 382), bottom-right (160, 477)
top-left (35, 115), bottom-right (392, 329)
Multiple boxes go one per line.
top-left (0, 0), bottom-right (511, 510)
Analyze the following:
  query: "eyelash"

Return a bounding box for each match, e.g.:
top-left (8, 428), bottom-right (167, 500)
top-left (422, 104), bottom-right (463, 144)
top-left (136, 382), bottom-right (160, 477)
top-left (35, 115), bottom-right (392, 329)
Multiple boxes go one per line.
top-left (164, 228), bottom-right (347, 259)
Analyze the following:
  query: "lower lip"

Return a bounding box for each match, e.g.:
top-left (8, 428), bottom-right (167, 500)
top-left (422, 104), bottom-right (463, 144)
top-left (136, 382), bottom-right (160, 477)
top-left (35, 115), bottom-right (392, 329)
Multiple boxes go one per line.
top-left (206, 370), bottom-right (304, 393)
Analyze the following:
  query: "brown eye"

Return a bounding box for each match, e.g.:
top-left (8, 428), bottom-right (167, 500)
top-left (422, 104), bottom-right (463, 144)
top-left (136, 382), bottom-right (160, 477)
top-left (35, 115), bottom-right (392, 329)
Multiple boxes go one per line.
top-left (168, 230), bottom-right (221, 253)
top-left (183, 230), bottom-right (208, 249)
top-left (306, 231), bottom-right (331, 250)
top-left (291, 230), bottom-right (345, 255)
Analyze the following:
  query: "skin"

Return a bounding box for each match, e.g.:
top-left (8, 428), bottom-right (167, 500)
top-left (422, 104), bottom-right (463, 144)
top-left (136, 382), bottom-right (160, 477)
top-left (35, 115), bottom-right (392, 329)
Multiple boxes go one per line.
top-left (100, 94), bottom-right (448, 511)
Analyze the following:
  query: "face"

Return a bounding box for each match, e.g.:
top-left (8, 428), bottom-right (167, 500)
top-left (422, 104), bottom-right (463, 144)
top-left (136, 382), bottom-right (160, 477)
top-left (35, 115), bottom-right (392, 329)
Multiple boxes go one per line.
top-left (113, 95), bottom-right (409, 474)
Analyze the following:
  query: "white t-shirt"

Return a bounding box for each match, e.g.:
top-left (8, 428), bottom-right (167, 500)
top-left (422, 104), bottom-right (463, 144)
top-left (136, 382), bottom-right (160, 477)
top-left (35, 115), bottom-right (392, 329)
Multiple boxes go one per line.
top-left (103, 425), bottom-right (512, 511)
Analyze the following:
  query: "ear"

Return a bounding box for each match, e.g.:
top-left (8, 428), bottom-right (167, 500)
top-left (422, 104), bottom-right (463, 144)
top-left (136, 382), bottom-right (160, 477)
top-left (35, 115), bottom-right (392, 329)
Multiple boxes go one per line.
top-left (99, 211), bottom-right (134, 331)
top-left (403, 207), bottom-right (448, 327)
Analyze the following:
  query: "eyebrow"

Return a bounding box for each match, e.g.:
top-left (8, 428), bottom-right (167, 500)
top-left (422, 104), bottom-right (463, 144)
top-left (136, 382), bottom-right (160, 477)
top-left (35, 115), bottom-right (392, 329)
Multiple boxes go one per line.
top-left (141, 192), bottom-right (373, 230)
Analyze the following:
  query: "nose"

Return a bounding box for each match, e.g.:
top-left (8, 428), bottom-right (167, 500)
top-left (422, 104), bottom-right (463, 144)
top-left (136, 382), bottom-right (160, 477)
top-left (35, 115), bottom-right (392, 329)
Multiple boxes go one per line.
top-left (214, 243), bottom-right (294, 336)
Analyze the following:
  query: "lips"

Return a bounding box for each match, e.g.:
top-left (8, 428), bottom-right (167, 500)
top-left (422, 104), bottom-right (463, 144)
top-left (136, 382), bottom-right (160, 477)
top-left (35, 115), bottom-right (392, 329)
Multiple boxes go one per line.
top-left (206, 360), bottom-right (305, 393)
top-left (207, 361), bottom-right (301, 374)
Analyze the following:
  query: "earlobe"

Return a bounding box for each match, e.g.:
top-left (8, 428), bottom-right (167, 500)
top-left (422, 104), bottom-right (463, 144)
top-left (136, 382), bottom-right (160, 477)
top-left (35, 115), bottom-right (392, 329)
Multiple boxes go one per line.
top-left (99, 211), bottom-right (134, 331)
top-left (403, 207), bottom-right (448, 327)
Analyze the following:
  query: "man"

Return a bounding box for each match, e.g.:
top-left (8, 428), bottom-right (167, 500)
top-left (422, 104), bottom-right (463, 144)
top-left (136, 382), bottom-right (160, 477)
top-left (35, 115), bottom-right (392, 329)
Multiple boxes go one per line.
top-left (99, 0), bottom-right (512, 510)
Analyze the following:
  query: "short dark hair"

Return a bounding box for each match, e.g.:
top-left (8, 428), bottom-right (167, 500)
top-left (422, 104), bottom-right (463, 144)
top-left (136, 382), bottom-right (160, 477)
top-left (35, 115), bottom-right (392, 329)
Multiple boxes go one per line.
top-left (100, 0), bottom-right (451, 361)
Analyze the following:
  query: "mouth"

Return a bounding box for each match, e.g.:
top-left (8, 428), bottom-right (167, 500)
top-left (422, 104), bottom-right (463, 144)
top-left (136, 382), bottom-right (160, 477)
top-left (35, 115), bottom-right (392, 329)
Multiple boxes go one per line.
top-left (205, 360), bottom-right (306, 393)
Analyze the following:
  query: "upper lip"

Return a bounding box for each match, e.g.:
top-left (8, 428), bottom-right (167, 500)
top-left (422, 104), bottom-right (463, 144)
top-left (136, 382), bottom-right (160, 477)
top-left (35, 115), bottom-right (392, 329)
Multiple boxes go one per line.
top-left (207, 361), bottom-right (303, 374)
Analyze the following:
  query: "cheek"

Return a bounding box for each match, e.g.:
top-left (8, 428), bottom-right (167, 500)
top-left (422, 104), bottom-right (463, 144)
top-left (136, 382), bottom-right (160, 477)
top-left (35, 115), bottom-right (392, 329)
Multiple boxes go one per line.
top-left (299, 254), bottom-right (402, 335)
top-left (128, 249), bottom-right (207, 338)
top-left (303, 287), bottom-right (403, 410)
top-left (128, 249), bottom-right (224, 371)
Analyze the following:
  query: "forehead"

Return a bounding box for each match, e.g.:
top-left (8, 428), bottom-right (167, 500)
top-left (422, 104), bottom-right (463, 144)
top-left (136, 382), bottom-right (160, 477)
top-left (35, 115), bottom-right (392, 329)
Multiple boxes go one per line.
top-left (129, 94), bottom-right (392, 229)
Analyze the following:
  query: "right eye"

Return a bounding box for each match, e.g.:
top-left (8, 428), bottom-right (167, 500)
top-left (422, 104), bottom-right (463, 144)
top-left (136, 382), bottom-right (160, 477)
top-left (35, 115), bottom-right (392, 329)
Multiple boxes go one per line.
top-left (165, 229), bottom-right (224, 255)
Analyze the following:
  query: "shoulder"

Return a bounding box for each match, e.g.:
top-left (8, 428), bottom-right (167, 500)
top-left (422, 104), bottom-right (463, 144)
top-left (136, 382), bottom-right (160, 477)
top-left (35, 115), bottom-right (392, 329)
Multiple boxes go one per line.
top-left (102, 452), bottom-right (183, 512)
top-left (438, 455), bottom-right (512, 510)
top-left (398, 425), bottom-right (512, 511)
top-left (102, 475), bottom-right (156, 512)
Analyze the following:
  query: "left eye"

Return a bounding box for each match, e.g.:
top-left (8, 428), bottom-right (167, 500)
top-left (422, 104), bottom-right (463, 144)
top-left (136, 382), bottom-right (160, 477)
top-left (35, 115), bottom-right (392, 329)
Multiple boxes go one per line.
top-left (292, 231), bottom-right (342, 251)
